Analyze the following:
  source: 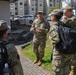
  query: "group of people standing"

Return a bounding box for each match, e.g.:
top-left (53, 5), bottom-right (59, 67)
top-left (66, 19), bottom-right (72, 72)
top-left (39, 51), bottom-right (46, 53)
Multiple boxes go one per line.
top-left (30, 5), bottom-right (76, 75)
top-left (49, 6), bottom-right (76, 75)
top-left (0, 5), bottom-right (76, 75)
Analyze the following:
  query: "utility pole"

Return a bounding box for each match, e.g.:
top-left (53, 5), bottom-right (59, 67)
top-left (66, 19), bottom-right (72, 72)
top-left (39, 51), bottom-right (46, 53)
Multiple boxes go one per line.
top-left (73, 0), bottom-right (76, 15)
top-left (53, 0), bottom-right (55, 7)
top-left (71, 0), bottom-right (76, 15)
top-left (71, 0), bottom-right (73, 7)
top-left (58, 0), bottom-right (60, 9)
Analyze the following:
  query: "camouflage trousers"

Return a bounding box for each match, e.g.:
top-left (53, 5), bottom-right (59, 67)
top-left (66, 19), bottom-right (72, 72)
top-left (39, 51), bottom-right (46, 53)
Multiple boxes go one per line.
top-left (52, 48), bottom-right (76, 75)
top-left (32, 37), bottom-right (46, 58)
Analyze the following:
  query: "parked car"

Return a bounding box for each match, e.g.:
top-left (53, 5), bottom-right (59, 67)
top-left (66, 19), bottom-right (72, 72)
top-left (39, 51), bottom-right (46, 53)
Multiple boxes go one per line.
top-left (13, 15), bottom-right (22, 25)
top-left (19, 14), bottom-right (35, 25)
top-left (12, 14), bottom-right (34, 25)
top-left (11, 15), bottom-right (22, 25)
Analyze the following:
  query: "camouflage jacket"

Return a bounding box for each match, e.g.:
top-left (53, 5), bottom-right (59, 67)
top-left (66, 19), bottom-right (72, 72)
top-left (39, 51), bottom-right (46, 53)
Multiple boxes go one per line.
top-left (0, 40), bottom-right (23, 75)
top-left (61, 16), bottom-right (76, 29)
top-left (49, 22), bottom-right (60, 45)
top-left (30, 18), bottom-right (50, 39)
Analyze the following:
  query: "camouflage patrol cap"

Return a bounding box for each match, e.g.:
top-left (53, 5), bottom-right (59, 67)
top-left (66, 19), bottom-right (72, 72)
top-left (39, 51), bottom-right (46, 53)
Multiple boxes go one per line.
top-left (50, 9), bottom-right (63, 16)
top-left (0, 20), bottom-right (8, 30)
top-left (37, 11), bottom-right (44, 14)
top-left (63, 5), bottom-right (72, 13)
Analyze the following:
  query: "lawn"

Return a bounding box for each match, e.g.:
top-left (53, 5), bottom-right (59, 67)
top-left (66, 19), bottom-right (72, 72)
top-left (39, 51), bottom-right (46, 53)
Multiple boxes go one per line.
top-left (21, 36), bottom-right (54, 74)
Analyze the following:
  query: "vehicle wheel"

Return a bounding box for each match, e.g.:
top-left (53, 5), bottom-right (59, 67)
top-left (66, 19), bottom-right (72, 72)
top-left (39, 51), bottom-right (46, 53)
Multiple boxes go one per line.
top-left (15, 20), bottom-right (20, 25)
top-left (29, 20), bottom-right (33, 24)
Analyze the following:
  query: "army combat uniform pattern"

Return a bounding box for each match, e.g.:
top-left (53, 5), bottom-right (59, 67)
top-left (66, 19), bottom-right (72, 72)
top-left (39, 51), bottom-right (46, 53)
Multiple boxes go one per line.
top-left (62, 16), bottom-right (76, 29)
top-left (31, 18), bottom-right (50, 58)
top-left (49, 22), bottom-right (72, 75)
top-left (49, 16), bottom-right (76, 75)
top-left (0, 40), bottom-right (24, 75)
top-left (61, 16), bottom-right (76, 75)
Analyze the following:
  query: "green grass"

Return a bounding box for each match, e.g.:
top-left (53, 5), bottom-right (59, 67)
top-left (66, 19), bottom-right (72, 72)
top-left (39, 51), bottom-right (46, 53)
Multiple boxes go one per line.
top-left (21, 37), bottom-right (54, 74)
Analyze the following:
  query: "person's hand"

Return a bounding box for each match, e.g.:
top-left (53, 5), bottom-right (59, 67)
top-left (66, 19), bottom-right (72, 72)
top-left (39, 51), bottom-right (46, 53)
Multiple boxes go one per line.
top-left (36, 28), bottom-right (43, 32)
top-left (63, 16), bottom-right (68, 19)
top-left (49, 36), bottom-right (51, 40)
top-left (30, 27), bottom-right (36, 32)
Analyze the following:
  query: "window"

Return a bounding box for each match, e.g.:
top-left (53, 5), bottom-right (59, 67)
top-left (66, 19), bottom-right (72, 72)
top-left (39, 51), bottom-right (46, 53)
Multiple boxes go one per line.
top-left (15, 8), bottom-right (17, 10)
top-left (15, 13), bottom-right (18, 15)
top-left (35, 4), bottom-right (37, 6)
top-left (10, 8), bottom-right (13, 10)
top-left (40, 4), bottom-right (42, 6)
top-left (57, 0), bottom-right (58, 2)
top-left (10, 12), bottom-right (12, 14)
top-left (32, 8), bottom-right (34, 11)
top-left (24, 4), bottom-right (27, 6)
top-left (15, 3), bottom-right (17, 5)
top-left (20, 2), bottom-right (23, 5)
top-left (50, 4), bottom-right (52, 6)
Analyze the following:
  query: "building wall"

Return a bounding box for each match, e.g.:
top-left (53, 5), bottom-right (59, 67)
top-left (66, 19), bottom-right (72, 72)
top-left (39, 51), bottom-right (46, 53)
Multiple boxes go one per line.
top-left (28, 0), bottom-right (36, 15)
top-left (37, 0), bottom-right (43, 12)
top-left (17, 0), bottom-right (24, 16)
top-left (28, 0), bottom-right (44, 15)
top-left (24, 0), bottom-right (28, 14)
top-left (44, 0), bottom-right (59, 15)
top-left (15, 2), bottom-right (18, 15)
top-left (62, 0), bottom-right (72, 8)
top-left (0, 1), bottom-right (10, 27)
top-left (10, 0), bottom-right (60, 16)
top-left (10, 3), bottom-right (15, 15)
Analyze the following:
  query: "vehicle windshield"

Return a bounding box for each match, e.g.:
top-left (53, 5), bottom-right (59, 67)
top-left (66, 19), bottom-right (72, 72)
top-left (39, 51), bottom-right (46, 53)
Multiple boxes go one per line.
top-left (22, 15), bottom-right (33, 18)
top-left (14, 15), bottom-right (22, 18)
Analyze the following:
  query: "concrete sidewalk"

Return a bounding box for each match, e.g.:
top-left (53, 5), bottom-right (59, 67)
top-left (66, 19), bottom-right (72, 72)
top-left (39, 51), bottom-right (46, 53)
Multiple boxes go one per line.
top-left (16, 46), bottom-right (53, 75)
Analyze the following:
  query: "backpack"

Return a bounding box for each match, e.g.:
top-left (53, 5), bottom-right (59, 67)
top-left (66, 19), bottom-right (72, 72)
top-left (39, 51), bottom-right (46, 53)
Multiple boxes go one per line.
top-left (56, 22), bottom-right (76, 54)
top-left (0, 41), bottom-right (9, 75)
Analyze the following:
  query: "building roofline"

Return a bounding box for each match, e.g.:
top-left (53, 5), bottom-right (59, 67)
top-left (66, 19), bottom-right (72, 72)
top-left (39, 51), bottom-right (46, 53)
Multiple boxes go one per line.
top-left (10, 0), bottom-right (18, 2)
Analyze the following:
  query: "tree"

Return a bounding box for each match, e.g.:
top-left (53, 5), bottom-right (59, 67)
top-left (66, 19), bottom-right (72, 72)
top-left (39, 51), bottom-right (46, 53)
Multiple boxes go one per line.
top-left (48, 2), bottom-right (62, 14)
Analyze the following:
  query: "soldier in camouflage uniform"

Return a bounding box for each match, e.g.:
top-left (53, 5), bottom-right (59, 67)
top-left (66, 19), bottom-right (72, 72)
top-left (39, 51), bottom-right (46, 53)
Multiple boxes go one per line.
top-left (30, 11), bottom-right (50, 66)
top-left (49, 9), bottom-right (71, 75)
top-left (61, 5), bottom-right (76, 75)
top-left (0, 20), bottom-right (23, 75)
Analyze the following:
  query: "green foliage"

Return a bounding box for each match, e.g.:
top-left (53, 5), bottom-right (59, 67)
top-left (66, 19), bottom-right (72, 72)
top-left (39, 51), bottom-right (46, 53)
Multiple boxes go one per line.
top-left (48, 2), bottom-right (62, 14)
top-left (21, 44), bottom-right (35, 61)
